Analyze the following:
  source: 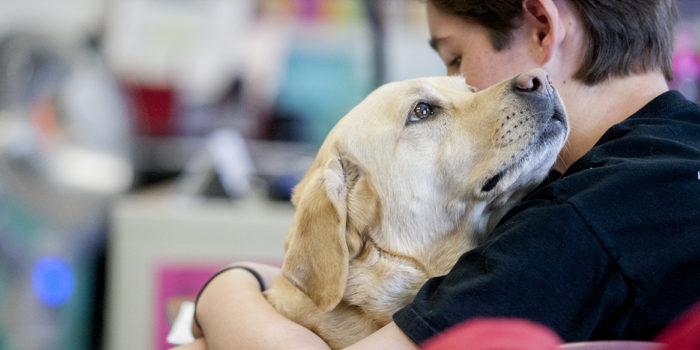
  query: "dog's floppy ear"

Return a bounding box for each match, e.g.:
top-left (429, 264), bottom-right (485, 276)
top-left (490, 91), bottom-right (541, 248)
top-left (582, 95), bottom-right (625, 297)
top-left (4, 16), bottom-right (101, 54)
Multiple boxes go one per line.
top-left (281, 156), bottom-right (351, 312)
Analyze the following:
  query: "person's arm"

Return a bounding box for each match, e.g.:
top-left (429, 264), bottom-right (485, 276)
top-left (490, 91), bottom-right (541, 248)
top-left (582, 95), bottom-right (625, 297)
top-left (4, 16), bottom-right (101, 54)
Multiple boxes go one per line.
top-left (190, 262), bottom-right (331, 350)
top-left (344, 322), bottom-right (419, 350)
top-left (173, 262), bottom-right (419, 350)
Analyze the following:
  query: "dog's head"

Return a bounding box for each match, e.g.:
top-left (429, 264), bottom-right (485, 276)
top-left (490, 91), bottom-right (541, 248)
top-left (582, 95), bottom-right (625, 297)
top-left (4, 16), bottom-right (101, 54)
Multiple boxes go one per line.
top-left (280, 69), bottom-right (569, 312)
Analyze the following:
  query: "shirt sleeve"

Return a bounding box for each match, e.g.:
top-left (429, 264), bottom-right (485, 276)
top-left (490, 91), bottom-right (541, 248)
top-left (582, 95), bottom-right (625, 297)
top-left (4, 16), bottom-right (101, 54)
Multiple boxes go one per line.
top-left (393, 199), bottom-right (629, 345)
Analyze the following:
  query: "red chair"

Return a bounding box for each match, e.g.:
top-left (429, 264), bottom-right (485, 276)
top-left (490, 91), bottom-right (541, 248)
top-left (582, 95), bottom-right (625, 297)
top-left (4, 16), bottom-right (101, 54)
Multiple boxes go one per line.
top-left (558, 341), bottom-right (662, 350)
top-left (423, 300), bottom-right (700, 350)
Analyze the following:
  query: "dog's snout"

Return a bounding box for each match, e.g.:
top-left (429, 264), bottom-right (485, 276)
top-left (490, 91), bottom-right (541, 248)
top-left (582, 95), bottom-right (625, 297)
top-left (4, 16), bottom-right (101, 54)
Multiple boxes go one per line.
top-left (513, 69), bottom-right (551, 94)
top-left (496, 69), bottom-right (565, 148)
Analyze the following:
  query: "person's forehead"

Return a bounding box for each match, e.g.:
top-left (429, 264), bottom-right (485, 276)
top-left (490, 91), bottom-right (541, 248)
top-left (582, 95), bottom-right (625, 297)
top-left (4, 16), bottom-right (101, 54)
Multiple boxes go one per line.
top-left (427, 7), bottom-right (487, 51)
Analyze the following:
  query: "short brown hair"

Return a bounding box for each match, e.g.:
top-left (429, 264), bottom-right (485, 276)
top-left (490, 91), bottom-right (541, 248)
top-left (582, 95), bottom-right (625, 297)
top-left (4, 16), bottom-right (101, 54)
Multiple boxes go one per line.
top-left (428, 0), bottom-right (678, 84)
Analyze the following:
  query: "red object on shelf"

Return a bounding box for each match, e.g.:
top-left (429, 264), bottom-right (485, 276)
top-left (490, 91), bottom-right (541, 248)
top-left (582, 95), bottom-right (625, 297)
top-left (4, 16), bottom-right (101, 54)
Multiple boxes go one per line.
top-left (123, 83), bottom-right (177, 136)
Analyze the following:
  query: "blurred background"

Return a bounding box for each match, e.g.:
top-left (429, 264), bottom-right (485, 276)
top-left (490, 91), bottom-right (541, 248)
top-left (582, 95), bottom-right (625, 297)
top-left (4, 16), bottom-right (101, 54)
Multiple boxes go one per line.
top-left (0, 0), bottom-right (699, 349)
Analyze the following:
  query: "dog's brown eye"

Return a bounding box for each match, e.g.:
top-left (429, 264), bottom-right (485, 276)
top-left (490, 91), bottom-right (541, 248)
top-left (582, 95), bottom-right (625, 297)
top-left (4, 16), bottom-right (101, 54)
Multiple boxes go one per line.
top-left (408, 102), bottom-right (434, 123)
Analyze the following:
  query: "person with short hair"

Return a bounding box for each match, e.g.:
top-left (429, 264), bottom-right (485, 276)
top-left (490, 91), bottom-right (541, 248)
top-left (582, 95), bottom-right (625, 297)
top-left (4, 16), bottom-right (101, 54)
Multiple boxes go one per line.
top-left (176, 1), bottom-right (700, 349)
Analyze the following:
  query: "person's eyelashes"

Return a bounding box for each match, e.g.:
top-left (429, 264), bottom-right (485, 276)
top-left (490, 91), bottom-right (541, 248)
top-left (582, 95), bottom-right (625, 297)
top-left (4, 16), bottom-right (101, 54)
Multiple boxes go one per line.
top-left (447, 55), bottom-right (462, 74)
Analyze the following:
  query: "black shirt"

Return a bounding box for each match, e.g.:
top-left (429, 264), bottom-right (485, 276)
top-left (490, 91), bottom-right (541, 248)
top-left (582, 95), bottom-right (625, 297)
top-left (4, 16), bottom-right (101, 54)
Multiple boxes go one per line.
top-left (393, 91), bottom-right (700, 344)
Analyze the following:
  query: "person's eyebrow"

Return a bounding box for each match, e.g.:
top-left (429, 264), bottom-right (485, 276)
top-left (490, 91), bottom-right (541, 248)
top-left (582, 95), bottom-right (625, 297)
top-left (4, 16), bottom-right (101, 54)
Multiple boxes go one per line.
top-left (429, 37), bottom-right (443, 52)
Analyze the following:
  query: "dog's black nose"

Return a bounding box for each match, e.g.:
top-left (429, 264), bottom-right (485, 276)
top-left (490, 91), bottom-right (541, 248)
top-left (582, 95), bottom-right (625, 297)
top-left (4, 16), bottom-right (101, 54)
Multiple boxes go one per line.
top-left (514, 68), bottom-right (551, 94)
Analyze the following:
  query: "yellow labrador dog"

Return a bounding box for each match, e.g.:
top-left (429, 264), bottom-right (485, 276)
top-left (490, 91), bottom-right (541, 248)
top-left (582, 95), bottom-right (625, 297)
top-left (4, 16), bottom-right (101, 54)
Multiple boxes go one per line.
top-left (264, 69), bottom-right (568, 349)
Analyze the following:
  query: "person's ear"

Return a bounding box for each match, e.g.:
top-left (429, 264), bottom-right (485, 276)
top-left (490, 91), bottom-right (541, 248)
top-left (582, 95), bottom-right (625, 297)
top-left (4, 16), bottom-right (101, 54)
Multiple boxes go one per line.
top-left (522, 0), bottom-right (564, 63)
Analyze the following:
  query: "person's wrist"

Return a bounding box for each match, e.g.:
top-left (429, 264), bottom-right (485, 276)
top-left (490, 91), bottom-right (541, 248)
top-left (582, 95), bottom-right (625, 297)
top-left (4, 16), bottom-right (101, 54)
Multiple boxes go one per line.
top-left (193, 265), bottom-right (267, 336)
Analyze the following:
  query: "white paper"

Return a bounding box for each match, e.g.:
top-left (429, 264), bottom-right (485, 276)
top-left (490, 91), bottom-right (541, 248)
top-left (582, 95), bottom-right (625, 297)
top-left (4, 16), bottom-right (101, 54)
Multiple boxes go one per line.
top-left (166, 301), bottom-right (196, 345)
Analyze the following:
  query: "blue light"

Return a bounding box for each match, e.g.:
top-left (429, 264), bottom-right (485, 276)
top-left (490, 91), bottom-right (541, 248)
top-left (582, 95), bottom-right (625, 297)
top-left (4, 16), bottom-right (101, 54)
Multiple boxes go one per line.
top-left (32, 257), bottom-right (74, 307)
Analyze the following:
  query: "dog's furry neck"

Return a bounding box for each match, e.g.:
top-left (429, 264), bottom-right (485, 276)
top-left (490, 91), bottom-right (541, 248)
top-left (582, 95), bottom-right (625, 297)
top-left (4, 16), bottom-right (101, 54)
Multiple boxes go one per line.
top-left (362, 234), bottom-right (429, 275)
top-left (468, 188), bottom-right (534, 245)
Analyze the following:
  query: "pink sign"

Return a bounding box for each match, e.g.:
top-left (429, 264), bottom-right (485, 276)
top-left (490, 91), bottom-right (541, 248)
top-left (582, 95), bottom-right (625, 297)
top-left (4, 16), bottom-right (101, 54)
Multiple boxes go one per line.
top-left (155, 261), bottom-right (282, 349)
top-left (156, 264), bottom-right (225, 350)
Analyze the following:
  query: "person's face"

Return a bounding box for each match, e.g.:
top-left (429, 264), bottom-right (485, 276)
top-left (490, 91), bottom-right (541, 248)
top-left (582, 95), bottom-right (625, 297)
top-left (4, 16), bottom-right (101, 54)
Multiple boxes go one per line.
top-left (427, 3), bottom-right (539, 90)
